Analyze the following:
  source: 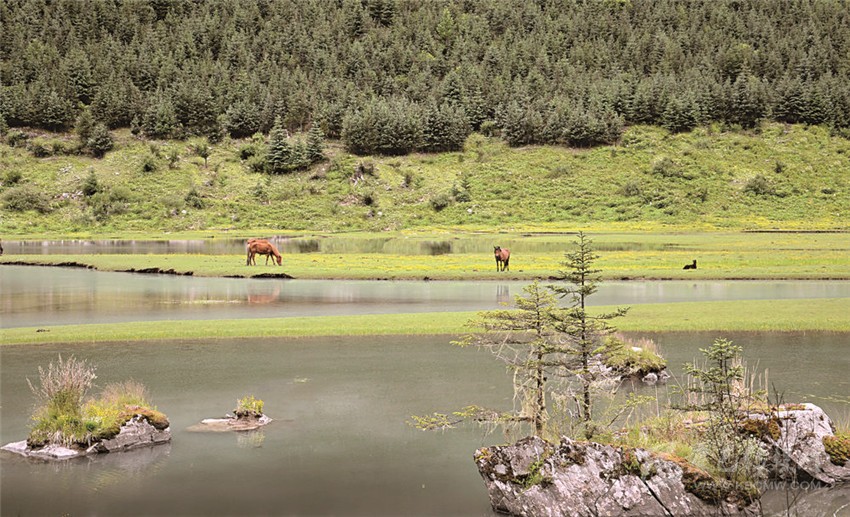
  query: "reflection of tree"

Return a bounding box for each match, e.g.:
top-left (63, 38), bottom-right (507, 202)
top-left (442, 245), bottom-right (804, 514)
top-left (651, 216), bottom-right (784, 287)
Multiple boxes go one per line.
top-left (423, 241), bottom-right (452, 255)
top-left (237, 430), bottom-right (266, 449)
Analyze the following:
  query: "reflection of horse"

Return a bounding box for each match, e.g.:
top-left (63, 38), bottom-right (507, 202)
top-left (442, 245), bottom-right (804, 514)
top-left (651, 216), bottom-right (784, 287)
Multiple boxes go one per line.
top-left (683, 259), bottom-right (697, 270)
top-left (496, 284), bottom-right (511, 304)
top-left (247, 282), bottom-right (281, 304)
top-left (494, 246), bottom-right (510, 272)
top-left (247, 239), bottom-right (282, 266)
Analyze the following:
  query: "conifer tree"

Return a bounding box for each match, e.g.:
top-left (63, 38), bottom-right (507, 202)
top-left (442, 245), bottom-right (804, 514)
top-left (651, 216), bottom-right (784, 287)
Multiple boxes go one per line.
top-left (305, 124), bottom-right (325, 164)
top-left (267, 116), bottom-right (294, 174)
top-left (549, 232), bottom-right (629, 439)
top-left (87, 123), bottom-right (113, 158)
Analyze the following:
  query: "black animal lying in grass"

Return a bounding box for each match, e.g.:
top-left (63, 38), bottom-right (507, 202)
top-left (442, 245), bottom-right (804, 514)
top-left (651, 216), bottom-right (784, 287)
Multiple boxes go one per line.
top-left (683, 260), bottom-right (697, 270)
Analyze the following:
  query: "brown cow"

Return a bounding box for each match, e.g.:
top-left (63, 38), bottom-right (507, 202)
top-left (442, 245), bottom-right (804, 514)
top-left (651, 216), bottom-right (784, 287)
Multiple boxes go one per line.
top-left (246, 239), bottom-right (282, 266)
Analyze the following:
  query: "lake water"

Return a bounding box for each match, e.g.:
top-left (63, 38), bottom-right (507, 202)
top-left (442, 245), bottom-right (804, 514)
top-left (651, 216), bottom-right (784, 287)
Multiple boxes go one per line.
top-left (1, 333), bottom-right (849, 516)
top-left (0, 235), bottom-right (681, 256)
top-left (2, 265), bottom-right (848, 328)
top-left (1, 264), bottom-right (849, 516)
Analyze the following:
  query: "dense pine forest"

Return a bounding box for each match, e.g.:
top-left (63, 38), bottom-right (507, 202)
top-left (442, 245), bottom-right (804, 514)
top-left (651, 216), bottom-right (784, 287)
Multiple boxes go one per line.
top-left (2, 0), bottom-right (850, 154)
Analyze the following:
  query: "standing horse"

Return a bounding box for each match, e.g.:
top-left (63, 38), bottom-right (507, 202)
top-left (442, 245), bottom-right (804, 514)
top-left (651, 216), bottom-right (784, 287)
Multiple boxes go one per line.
top-left (246, 238), bottom-right (282, 266)
top-left (494, 246), bottom-right (511, 272)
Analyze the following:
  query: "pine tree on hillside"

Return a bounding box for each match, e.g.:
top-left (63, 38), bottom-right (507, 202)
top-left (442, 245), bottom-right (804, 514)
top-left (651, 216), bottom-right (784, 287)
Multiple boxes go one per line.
top-left (267, 116), bottom-right (295, 174)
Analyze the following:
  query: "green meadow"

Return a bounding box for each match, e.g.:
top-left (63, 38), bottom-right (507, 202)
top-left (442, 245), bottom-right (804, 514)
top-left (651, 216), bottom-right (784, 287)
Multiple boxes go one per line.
top-left (3, 229), bottom-right (849, 280)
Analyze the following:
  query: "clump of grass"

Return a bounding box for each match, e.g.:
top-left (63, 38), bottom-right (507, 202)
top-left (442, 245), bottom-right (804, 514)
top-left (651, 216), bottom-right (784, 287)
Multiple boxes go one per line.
top-left (235, 395), bottom-right (264, 418)
top-left (26, 356), bottom-right (165, 447)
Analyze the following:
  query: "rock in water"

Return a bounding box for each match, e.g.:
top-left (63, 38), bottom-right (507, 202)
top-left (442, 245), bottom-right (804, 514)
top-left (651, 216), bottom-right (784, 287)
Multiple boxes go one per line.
top-left (474, 436), bottom-right (758, 517)
top-left (1, 415), bottom-right (171, 461)
top-left (751, 403), bottom-right (850, 484)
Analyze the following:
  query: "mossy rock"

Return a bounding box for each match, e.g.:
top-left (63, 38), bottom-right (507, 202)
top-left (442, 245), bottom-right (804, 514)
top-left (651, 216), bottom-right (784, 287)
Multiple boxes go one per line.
top-left (121, 405), bottom-right (170, 430)
top-left (823, 433), bottom-right (850, 466)
top-left (658, 452), bottom-right (758, 506)
top-left (740, 417), bottom-right (781, 441)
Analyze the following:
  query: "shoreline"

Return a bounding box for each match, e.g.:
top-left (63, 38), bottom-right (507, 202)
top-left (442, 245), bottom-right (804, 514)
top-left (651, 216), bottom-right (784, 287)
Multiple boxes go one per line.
top-left (3, 260), bottom-right (850, 282)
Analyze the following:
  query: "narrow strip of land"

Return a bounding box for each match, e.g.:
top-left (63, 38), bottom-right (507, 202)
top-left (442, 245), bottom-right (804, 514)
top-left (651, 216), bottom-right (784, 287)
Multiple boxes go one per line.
top-left (2, 298), bottom-right (847, 345)
top-left (3, 246), bottom-right (850, 281)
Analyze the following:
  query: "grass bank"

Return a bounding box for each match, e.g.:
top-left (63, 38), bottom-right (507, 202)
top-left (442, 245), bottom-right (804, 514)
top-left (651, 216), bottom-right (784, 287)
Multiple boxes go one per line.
top-left (2, 298), bottom-right (847, 345)
top-left (3, 229), bottom-right (850, 279)
top-left (2, 124), bottom-right (848, 235)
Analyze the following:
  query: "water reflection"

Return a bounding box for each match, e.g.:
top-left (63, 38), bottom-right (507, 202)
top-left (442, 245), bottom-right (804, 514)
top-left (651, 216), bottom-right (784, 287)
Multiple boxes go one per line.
top-left (3, 266), bottom-right (849, 329)
top-left (0, 235), bottom-right (691, 256)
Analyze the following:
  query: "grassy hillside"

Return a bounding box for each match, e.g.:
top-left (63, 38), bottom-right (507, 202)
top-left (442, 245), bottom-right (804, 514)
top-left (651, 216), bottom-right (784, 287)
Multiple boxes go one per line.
top-left (1, 123), bottom-right (849, 236)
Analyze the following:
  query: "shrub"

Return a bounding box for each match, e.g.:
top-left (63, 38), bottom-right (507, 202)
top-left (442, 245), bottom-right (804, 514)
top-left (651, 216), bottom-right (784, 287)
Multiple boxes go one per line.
top-left (184, 186), bottom-right (205, 209)
top-left (2, 184), bottom-right (52, 213)
top-left (141, 155), bottom-right (158, 173)
top-left (3, 168), bottom-right (23, 186)
top-left (430, 192), bottom-right (452, 211)
top-left (166, 148), bottom-right (180, 168)
top-left (28, 139), bottom-right (52, 157)
top-left (650, 156), bottom-right (682, 178)
top-left (6, 129), bottom-right (28, 147)
top-left (743, 174), bottom-right (776, 196)
top-left (619, 180), bottom-right (642, 197)
top-left (89, 187), bottom-right (131, 220)
top-left (81, 171), bottom-right (100, 197)
top-left (235, 395), bottom-right (264, 417)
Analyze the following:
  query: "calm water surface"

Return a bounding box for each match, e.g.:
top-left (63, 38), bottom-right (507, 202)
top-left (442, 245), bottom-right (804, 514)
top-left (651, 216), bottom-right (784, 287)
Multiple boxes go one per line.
top-left (1, 333), bottom-right (849, 516)
top-left (1, 235), bottom-right (683, 256)
top-left (3, 265), bottom-right (848, 328)
top-left (2, 263), bottom-right (849, 515)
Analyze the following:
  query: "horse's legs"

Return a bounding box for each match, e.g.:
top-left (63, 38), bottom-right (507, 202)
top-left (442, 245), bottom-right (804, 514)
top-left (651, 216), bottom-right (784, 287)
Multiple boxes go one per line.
top-left (504, 257), bottom-right (509, 271)
top-left (495, 258), bottom-right (500, 272)
top-left (247, 250), bottom-right (253, 266)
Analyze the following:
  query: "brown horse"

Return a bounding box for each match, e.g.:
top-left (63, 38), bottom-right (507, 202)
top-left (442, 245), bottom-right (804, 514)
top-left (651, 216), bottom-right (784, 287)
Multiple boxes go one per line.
top-left (246, 239), bottom-right (282, 266)
top-left (494, 246), bottom-right (510, 272)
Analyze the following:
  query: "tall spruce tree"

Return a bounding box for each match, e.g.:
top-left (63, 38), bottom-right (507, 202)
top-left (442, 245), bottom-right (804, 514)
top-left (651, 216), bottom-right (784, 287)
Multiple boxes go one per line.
top-left (549, 232), bottom-right (629, 439)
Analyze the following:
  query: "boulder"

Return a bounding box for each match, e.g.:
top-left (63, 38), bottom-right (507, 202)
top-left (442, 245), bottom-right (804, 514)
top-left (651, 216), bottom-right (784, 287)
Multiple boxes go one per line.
top-left (88, 415), bottom-right (171, 454)
top-left (750, 403), bottom-right (850, 485)
top-left (475, 436), bottom-right (758, 517)
top-left (188, 413), bottom-right (272, 432)
top-left (1, 414), bottom-right (171, 461)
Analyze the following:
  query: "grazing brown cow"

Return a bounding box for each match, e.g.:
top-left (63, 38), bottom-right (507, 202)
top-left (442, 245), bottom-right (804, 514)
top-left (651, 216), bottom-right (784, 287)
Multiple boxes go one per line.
top-left (494, 246), bottom-right (511, 272)
top-left (247, 239), bottom-right (282, 266)
top-left (683, 260), bottom-right (697, 270)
